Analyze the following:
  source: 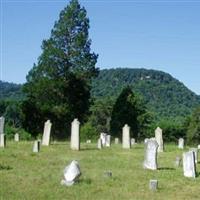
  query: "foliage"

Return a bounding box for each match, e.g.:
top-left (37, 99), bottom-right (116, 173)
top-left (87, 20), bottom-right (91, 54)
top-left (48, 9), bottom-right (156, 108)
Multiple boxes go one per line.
top-left (22, 0), bottom-right (98, 139)
top-left (80, 122), bottom-right (98, 142)
top-left (110, 86), bottom-right (151, 139)
top-left (186, 106), bottom-right (200, 144)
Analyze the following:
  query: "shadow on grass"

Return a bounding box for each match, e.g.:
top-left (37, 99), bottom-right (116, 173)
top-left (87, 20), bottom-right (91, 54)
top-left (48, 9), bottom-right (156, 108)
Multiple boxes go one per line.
top-left (158, 167), bottom-right (175, 171)
top-left (0, 164), bottom-right (13, 170)
top-left (80, 148), bottom-right (99, 151)
top-left (79, 178), bottom-right (92, 185)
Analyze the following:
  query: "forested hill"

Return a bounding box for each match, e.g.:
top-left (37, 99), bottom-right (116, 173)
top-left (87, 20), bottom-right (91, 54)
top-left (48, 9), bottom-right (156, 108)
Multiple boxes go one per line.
top-left (0, 81), bottom-right (24, 101)
top-left (91, 68), bottom-right (200, 121)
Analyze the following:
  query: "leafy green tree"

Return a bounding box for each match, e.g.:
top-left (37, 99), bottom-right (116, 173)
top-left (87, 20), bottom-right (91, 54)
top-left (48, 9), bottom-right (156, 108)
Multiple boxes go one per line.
top-left (110, 86), bottom-right (151, 139)
top-left (22, 0), bottom-right (98, 138)
top-left (187, 106), bottom-right (200, 144)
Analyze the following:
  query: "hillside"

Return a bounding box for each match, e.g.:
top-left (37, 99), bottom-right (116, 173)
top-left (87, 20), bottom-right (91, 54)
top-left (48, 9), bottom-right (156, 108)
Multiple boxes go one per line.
top-left (91, 68), bottom-right (200, 121)
top-left (0, 81), bottom-right (24, 101)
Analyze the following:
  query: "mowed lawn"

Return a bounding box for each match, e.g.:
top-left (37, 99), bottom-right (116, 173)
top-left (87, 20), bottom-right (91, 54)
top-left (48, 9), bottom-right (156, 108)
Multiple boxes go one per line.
top-left (0, 141), bottom-right (200, 200)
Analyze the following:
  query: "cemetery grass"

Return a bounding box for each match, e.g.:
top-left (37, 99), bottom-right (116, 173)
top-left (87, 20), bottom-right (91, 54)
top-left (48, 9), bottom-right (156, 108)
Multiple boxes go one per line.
top-left (1, 142), bottom-right (200, 200)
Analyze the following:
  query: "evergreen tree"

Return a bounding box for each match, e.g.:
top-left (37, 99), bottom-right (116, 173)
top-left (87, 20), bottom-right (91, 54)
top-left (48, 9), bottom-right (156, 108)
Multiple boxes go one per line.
top-left (22, 0), bottom-right (98, 138)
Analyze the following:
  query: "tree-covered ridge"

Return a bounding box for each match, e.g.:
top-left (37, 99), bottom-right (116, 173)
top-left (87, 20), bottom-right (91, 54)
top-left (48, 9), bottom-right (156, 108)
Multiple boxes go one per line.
top-left (91, 68), bottom-right (200, 121)
top-left (0, 81), bottom-right (24, 101)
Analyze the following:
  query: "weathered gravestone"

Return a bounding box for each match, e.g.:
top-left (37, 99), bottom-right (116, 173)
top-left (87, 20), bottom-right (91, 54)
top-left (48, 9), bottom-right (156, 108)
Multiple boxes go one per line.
top-left (33, 140), bottom-right (40, 153)
top-left (183, 151), bottom-right (196, 178)
top-left (86, 140), bottom-right (91, 144)
top-left (0, 116), bottom-right (5, 135)
top-left (189, 148), bottom-right (198, 164)
top-left (97, 138), bottom-right (102, 149)
top-left (149, 180), bottom-right (158, 191)
top-left (122, 124), bottom-right (131, 149)
top-left (100, 133), bottom-right (107, 147)
top-left (41, 120), bottom-right (52, 146)
top-left (198, 145), bottom-right (200, 150)
top-left (155, 127), bottom-right (163, 152)
top-left (143, 139), bottom-right (159, 170)
top-left (14, 133), bottom-right (19, 142)
top-left (115, 137), bottom-right (119, 144)
top-left (61, 160), bottom-right (81, 186)
top-left (131, 138), bottom-right (135, 146)
top-left (70, 118), bottom-right (80, 151)
top-left (174, 156), bottom-right (181, 167)
top-left (106, 135), bottom-right (111, 147)
top-left (0, 134), bottom-right (5, 148)
top-left (178, 138), bottom-right (184, 149)
top-left (144, 138), bottom-right (149, 144)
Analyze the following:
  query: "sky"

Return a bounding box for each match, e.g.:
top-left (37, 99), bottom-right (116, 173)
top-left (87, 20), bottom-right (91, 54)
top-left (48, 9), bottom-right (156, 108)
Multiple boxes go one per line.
top-left (1, 0), bottom-right (200, 94)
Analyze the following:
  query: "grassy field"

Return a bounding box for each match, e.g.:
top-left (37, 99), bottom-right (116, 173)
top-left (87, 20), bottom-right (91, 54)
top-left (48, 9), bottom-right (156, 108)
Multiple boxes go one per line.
top-left (0, 141), bottom-right (200, 200)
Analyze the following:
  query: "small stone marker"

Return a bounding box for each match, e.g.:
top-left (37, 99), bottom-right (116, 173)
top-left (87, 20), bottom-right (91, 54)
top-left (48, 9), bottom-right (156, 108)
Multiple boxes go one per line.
top-left (143, 139), bottom-right (159, 170)
top-left (33, 140), bottom-right (40, 153)
top-left (14, 133), bottom-right (19, 142)
top-left (100, 133), bottom-right (107, 147)
top-left (97, 138), bottom-right (102, 149)
top-left (0, 116), bottom-right (5, 135)
top-left (149, 180), bottom-right (158, 191)
top-left (105, 135), bottom-right (111, 147)
top-left (155, 127), bottom-right (163, 152)
top-left (174, 156), bottom-right (181, 167)
top-left (42, 120), bottom-right (52, 146)
top-left (183, 151), bottom-right (196, 178)
top-left (189, 148), bottom-right (198, 164)
top-left (178, 138), bottom-right (184, 149)
top-left (61, 160), bottom-right (81, 186)
top-left (131, 138), bottom-right (135, 146)
top-left (122, 124), bottom-right (131, 149)
top-left (104, 171), bottom-right (112, 178)
top-left (86, 139), bottom-right (91, 144)
top-left (70, 118), bottom-right (80, 151)
top-left (0, 134), bottom-right (5, 148)
top-left (115, 137), bottom-right (119, 144)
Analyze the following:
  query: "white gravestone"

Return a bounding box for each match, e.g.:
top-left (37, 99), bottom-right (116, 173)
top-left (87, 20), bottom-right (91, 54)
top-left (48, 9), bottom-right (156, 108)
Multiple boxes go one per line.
top-left (100, 133), bottom-right (107, 147)
top-left (0, 134), bottom-right (5, 148)
top-left (115, 138), bottom-right (119, 144)
top-left (0, 116), bottom-right (5, 134)
top-left (42, 120), bottom-right (52, 146)
top-left (178, 138), bottom-right (184, 149)
top-left (144, 138), bottom-right (149, 144)
top-left (14, 133), bottom-right (19, 142)
top-left (122, 124), bottom-right (131, 149)
top-left (198, 145), bottom-right (200, 150)
top-left (183, 151), bottom-right (196, 178)
top-left (189, 148), bottom-right (198, 164)
top-left (70, 118), bottom-right (80, 150)
top-left (131, 138), bottom-right (135, 146)
top-left (143, 139), bottom-right (159, 170)
top-left (33, 140), bottom-right (40, 153)
top-left (155, 127), bottom-right (163, 152)
top-left (61, 160), bottom-right (81, 186)
top-left (105, 135), bottom-right (111, 147)
top-left (97, 138), bottom-right (102, 149)
top-left (149, 180), bottom-right (158, 191)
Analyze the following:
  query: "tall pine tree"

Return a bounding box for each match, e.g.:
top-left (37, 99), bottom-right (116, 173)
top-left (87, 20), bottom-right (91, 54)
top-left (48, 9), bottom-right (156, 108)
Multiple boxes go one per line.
top-left (22, 0), bottom-right (98, 138)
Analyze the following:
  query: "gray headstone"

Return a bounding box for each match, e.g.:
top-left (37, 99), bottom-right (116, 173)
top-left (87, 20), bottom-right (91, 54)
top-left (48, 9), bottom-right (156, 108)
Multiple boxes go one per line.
top-left (42, 120), bottom-right (52, 146)
top-left (122, 124), bottom-right (131, 149)
top-left (0, 134), bottom-right (5, 148)
top-left (114, 137), bottom-right (119, 144)
top-left (143, 139), bottom-right (159, 170)
top-left (105, 135), bottom-right (111, 147)
top-left (14, 133), bottom-right (19, 142)
top-left (189, 148), bottom-right (198, 164)
top-left (183, 151), bottom-right (196, 178)
top-left (61, 160), bottom-right (81, 186)
top-left (97, 138), bottom-right (102, 149)
top-left (70, 118), bottom-right (80, 150)
top-left (149, 180), bottom-right (158, 191)
top-left (33, 140), bottom-right (40, 153)
top-left (174, 156), bottom-right (181, 167)
top-left (100, 133), bottom-right (107, 147)
top-left (131, 138), bottom-right (135, 146)
top-left (155, 127), bottom-right (163, 152)
top-left (0, 117), bottom-right (5, 134)
top-left (178, 138), bottom-right (184, 149)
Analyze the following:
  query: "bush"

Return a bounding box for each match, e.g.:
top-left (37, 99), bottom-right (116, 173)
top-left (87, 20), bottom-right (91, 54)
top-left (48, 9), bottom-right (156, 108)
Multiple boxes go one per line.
top-left (80, 122), bottom-right (98, 142)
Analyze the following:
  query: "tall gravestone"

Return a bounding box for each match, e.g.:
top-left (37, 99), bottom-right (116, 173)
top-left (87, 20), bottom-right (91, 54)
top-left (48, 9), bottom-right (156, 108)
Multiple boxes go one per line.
top-left (105, 135), bottom-right (111, 147)
top-left (97, 138), bottom-right (102, 149)
top-left (0, 117), bottom-right (5, 148)
top-left (131, 138), bottom-right (135, 146)
top-left (70, 118), bottom-right (80, 151)
top-left (115, 138), bottom-right (119, 144)
top-left (183, 151), bottom-right (196, 178)
top-left (178, 138), bottom-right (184, 149)
top-left (122, 124), bottom-right (131, 149)
top-left (0, 117), bottom-right (5, 134)
top-left (33, 140), bottom-right (40, 153)
top-left (143, 139), bottom-right (159, 170)
top-left (14, 133), bottom-right (19, 142)
top-left (42, 120), bottom-right (52, 146)
top-left (100, 133), bottom-right (107, 147)
top-left (189, 148), bottom-right (198, 164)
top-left (155, 127), bottom-right (163, 152)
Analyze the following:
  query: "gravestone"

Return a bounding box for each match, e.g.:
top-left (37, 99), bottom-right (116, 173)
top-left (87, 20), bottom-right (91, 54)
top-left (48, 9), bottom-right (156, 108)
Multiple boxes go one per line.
top-left (183, 151), bottom-right (196, 178)
top-left (198, 145), bottom-right (200, 150)
top-left (178, 138), bottom-right (184, 149)
top-left (86, 140), bottom-right (91, 144)
top-left (155, 127), bottom-right (163, 152)
top-left (131, 138), bottom-right (135, 146)
top-left (106, 135), bottom-right (111, 147)
top-left (100, 133), bottom-right (107, 147)
top-left (97, 138), bottom-right (102, 149)
top-left (144, 138), bottom-right (149, 144)
top-left (0, 116), bottom-right (5, 134)
top-left (61, 160), bottom-right (81, 186)
top-left (149, 180), bottom-right (158, 191)
top-left (189, 148), bottom-right (198, 164)
top-left (143, 139), bottom-right (159, 170)
top-left (122, 124), bottom-right (131, 149)
top-left (14, 133), bottom-right (19, 142)
top-left (174, 156), bottom-right (181, 167)
top-left (42, 120), bottom-right (52, 146)
top-left (115, 138), bottom-right (119, 144)
top-left (0, 134), bottom-right (5, 148)
top-left (33, 140), bottom-right (40, 153)
top-left (70, 118), bottom-right (80, 150)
